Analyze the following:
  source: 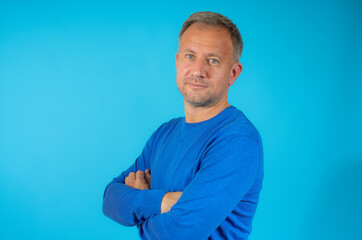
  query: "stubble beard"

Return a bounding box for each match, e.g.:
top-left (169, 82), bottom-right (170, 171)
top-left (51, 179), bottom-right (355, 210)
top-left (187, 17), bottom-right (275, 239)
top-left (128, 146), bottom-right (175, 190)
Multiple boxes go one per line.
top-left (178, 82), bottom-right (217, 108)
top-left (184, 93), bottom-right (214, 107)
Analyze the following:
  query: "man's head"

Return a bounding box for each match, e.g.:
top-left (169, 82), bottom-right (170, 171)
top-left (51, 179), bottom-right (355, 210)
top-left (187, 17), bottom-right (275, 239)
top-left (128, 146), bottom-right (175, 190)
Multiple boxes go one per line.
top-left (179, 11), bottom-right (243, 63)
top-left (176, 11), bottom-right (243, 108)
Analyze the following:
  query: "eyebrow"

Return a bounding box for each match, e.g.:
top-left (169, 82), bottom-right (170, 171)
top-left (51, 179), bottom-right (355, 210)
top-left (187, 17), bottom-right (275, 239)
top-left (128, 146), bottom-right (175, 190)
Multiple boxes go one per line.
top-left (183, 48), bottom-right (223, 61)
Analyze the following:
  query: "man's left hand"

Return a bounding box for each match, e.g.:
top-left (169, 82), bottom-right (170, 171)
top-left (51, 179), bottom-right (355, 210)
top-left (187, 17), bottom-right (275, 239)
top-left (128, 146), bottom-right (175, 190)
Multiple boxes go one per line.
top-left (125, 169), bottom-right (151, 190)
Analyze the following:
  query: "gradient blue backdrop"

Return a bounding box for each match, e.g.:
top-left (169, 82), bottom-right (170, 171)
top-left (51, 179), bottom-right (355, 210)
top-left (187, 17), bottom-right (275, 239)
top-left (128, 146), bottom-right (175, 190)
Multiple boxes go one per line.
top-left (1, 1), bottom-right (361, 239)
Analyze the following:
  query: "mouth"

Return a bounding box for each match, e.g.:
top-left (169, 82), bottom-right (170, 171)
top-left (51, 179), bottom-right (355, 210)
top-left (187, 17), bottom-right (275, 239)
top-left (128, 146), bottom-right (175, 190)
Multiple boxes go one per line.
top-left (187, 82), bottom-right (207, 89)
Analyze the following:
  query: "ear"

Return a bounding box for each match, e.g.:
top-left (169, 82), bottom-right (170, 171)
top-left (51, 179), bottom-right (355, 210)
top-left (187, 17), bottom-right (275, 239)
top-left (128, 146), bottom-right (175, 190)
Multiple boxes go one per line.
top-left (176, 52), bottom-right (179, 67)
top-left (228, 62), bottom-right (242, 86)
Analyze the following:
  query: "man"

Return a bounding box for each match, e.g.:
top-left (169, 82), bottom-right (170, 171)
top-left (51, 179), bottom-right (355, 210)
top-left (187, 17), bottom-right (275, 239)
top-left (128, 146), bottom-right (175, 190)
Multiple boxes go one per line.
top-left (103, 11), bottom-right (263, 240)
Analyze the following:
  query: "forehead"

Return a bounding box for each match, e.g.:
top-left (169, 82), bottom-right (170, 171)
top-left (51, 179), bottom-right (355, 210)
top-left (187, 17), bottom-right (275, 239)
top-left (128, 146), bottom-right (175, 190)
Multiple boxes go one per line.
top-left (179, 23), bottom-right (233, 57)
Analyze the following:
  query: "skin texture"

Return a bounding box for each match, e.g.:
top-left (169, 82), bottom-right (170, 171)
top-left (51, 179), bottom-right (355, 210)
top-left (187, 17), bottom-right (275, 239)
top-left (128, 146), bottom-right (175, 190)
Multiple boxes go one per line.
top-left (125, 23), bottom-right (243, 213)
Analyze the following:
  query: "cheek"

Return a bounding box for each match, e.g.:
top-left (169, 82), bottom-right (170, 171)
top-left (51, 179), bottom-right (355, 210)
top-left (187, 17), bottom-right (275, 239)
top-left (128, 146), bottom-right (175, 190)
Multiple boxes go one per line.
top-left (176, 67), bottom-right (183, 80)
top-left (178, 62), bottom-right (192, 76)
top-left (213, 71), bottom-right (230, 88)
top-left (176, 72), bottom-right (183, 89)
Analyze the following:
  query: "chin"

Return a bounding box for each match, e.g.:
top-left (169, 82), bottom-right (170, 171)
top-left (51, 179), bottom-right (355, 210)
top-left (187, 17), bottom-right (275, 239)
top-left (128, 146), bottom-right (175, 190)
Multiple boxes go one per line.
top-left (185, 97), bottom-right (214, 107)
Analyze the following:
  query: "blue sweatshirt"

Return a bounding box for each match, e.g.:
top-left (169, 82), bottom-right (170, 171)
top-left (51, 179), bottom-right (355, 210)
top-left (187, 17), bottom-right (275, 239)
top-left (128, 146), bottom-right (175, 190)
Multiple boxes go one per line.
top-left (103, 106), bottom-right (263, 240)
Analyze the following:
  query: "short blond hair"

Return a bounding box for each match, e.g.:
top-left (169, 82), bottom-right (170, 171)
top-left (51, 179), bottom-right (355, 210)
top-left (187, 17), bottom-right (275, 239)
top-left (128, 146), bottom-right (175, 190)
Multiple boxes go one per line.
top-left (179, 11), bottom-right (243, 62)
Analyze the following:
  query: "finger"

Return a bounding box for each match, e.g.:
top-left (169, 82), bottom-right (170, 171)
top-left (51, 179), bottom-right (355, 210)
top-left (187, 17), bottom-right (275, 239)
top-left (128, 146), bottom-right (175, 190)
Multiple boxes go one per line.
top-left (136, 170), bottom-right (146, 182)
top-left (128, 172), bottom-right (136, 180)
top-left (145, 169), bottom-right (151, 184)
top-left (125, 176), bottom-right (134, 186)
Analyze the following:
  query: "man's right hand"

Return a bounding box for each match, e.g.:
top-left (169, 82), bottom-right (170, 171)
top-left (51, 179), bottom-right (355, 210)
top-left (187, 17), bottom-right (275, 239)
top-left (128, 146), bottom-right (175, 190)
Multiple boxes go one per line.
top-left (161, 191), bottom-right (183, 213)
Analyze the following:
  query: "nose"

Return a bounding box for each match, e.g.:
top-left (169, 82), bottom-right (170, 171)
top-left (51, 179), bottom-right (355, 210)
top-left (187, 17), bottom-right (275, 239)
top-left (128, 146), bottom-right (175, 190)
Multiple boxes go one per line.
top-left (191, 59), bottom-right (207, 79)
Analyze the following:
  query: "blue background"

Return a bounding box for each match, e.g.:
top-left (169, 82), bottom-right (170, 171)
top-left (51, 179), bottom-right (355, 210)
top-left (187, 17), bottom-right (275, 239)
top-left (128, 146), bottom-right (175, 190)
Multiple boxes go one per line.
top-left (1, 1), bottom-right (361, 239)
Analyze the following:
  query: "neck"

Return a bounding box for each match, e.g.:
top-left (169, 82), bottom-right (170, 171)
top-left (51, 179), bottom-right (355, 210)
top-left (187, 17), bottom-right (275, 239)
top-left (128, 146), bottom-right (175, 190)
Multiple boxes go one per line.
top-left (184, 100), bottom-right (230, 123)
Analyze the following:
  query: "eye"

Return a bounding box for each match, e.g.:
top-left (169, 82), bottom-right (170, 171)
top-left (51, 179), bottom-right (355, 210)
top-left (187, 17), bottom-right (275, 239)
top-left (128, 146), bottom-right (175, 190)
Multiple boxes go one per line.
top-left (185, 54), bottom-right (194, 60)
top-left (208, 58), bottom-right (219, 65)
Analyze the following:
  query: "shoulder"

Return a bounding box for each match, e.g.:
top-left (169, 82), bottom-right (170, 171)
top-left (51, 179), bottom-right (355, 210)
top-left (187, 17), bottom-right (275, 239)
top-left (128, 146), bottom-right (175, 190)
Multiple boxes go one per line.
top-left (155, 117), bottom-right (183, 133)
top-left (202, 107), bottom-right (263, 172)
top-left (217, 106), bottom-right (262, 145)
top-left (147, 117), bottom-right (183, 141)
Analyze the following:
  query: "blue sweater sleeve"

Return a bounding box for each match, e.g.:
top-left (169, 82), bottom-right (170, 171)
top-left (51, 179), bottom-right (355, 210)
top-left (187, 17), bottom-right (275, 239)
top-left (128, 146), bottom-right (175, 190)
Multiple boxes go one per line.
top-left (138, 133), bottom-right (262, 239)
top-left (103, 133), bottom-right (167, 226)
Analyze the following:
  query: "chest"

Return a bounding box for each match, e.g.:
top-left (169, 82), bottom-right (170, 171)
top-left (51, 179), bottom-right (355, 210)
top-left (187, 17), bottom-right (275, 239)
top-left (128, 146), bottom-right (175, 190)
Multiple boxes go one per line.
top-left (149, 132), bottom-right (207, 191)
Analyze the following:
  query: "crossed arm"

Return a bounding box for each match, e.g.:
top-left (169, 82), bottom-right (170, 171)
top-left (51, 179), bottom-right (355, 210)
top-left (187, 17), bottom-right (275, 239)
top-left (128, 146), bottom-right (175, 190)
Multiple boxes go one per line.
top-left (103, 134), bottom-right (261, 239)
top-left (124, 169), bottom-right (182, 213)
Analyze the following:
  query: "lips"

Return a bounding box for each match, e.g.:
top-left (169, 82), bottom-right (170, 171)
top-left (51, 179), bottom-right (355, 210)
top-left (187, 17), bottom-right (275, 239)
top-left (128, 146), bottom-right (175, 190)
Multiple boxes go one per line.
top-left (188, 82), bottom-right (207, 88)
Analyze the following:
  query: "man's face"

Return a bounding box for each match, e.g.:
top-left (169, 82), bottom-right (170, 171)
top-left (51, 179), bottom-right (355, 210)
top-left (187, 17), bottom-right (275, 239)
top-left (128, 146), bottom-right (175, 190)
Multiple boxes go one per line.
top-left (176, 23), bottom-right (241, 108)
